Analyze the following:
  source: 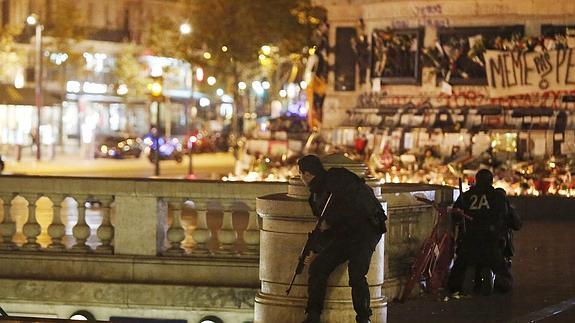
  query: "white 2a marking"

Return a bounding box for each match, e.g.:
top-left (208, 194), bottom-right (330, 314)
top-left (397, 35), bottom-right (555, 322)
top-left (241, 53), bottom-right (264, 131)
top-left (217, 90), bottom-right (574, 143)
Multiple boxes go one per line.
top-left (469, 194), bottom-right (490, 210)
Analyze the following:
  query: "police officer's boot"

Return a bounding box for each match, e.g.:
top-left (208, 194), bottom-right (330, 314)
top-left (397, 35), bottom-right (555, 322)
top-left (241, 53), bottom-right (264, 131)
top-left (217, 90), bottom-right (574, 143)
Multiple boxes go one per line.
top-left (302, 311), bottom-right (320, 323)
top-left (479, 267), bottom-right (494, 296)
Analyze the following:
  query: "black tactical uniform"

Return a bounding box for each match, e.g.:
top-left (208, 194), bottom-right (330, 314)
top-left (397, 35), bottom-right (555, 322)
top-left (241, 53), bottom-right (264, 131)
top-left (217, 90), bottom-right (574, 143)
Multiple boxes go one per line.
top-left (299, 156), bottom-right (385, 323)
top-left (448, 170), bottom-right (512, 294)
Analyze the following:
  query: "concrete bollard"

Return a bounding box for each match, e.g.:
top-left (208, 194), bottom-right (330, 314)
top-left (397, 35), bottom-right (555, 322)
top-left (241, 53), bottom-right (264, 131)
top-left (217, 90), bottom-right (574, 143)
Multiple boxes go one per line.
top-left (254, 154), bottom-right (387, 323)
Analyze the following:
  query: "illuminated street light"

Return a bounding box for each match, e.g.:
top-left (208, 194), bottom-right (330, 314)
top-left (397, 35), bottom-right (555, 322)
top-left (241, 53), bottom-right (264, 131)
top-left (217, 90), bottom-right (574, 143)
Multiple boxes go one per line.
top-left (238, 81), bottom-right (247, 90)
top-left (279, 89), bottom-right (287, 98)
top-left (27, 14), bottom-right (43, 161)
top-left (179, 22), bottom-right (192, 35)
top-left (203, 52), bottom-right (212, 60)
top-left (207, 76), bottom-right (216, 86)
top-left (262, 81), bottom-right (271, 90)
top-left (221, 45), bottom-right (228, 52)
top-left (26, 14), bottom-right (38, 25)
top-left (216, 88), bottom-right (224, 96)
top-left (261, 45), bottom-right (271, 56)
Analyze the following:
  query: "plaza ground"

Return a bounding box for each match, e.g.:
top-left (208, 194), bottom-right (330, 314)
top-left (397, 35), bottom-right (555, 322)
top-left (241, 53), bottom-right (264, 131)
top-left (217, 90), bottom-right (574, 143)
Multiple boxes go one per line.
top-left (388, 217), bottom-right (575, 323)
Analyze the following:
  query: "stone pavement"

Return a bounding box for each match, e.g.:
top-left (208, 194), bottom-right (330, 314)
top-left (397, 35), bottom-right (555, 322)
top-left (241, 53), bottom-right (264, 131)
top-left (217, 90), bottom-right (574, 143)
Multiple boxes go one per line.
top-left (1, 148), bottom-right (235, 179)
top-left (388, 218), bottom-right (575, 323)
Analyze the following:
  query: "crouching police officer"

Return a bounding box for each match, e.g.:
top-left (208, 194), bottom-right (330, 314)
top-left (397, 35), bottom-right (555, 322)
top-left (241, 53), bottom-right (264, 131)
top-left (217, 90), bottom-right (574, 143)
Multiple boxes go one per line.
top-left (298, 155), bottom-right (385, 323)
top-left (448, 169), bottom-right (512, 295)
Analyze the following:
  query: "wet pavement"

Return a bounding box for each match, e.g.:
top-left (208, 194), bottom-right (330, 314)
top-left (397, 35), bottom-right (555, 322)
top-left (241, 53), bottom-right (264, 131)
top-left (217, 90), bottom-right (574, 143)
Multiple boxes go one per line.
top-left (388, 218), bottom-right (575, 323)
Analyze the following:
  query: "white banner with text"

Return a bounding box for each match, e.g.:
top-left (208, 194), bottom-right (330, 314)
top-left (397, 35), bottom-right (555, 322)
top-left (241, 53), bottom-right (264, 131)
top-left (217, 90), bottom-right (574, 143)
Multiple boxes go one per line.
top-left (485, 49), bottom-right (575, 98)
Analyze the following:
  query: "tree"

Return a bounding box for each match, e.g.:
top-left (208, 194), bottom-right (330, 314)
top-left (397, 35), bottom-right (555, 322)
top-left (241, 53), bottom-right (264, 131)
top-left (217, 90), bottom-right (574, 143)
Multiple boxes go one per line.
top-left (114, 45), bottom-right (150, 100)
top-left (0, 26), bottom-right (24, 84)
top-left (188, 0), bottom-right (325, 134)
top-left (140, 1), bottom-right (326, 136)
top-left (44, 0), bottom-right (86, 54)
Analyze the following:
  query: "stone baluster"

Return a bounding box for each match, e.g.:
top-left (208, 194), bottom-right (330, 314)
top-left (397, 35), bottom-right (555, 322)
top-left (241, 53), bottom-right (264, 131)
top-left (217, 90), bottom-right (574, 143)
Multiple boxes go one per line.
top-left (243, 205), bottom-right (260, 256)
top-left (0, 194), bottom-right (17, 251)
top-left (47, 195), bottom-right (66, 251)
top-left (71, 196), bottom-right (92, 252)
top-left (21, 194), bottom-right (42, 251)
top-left (165, 199), bottom-right (185, 255)
top-left (217, 202), bottom-right (238, 255)
top-left (96, 196), bottom-right (115, 254)
top-left (191, 200), bottom-right (212, 255)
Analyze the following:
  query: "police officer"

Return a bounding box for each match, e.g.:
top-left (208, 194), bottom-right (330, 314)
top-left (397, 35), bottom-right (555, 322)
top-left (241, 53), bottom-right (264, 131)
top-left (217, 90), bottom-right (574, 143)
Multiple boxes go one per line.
top-left (298, 155), bottom-right (384, 323)
top-left (496, 187), bottom-right (522, 283)
top-left (448, 169), bottom-right (512, 295)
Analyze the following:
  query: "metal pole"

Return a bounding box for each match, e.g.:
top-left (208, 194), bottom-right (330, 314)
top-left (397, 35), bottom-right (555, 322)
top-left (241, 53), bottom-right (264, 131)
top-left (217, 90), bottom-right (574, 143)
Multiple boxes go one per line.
top-left (34, 24), bottom-right (43, 161)
top-left (187, 143), bottom-right (193, 175)
top-left (154, 101), bottom-right (161, 176)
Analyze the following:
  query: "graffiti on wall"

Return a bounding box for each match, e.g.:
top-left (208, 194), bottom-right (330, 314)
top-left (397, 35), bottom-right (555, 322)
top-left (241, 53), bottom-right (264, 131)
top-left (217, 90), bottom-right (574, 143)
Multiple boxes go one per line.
top-left (392, 3), bottom-right (450, 29)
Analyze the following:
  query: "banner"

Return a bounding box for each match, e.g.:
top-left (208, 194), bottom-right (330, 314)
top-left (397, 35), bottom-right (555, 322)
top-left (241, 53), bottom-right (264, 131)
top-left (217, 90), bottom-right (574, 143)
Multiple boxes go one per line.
top-left (485, 49), bottom-right (575, 98)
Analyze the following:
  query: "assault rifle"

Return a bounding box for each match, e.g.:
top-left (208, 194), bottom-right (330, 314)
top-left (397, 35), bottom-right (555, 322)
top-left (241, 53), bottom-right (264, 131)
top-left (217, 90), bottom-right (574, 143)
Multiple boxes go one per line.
top-left (286, 193), bottom-right (333, 295)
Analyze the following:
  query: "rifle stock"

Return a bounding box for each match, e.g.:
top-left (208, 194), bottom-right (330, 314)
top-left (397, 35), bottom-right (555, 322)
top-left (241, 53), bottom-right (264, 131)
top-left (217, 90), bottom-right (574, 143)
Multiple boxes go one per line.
top-left (286, 194), bottom-right (332, 295)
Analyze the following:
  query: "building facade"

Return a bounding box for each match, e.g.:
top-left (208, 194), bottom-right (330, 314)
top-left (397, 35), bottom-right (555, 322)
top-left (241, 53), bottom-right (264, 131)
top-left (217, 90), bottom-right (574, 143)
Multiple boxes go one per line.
top-left (0, 0), bottom-right (195, 159)
top-left (314, 0), bottom-right (575, 170)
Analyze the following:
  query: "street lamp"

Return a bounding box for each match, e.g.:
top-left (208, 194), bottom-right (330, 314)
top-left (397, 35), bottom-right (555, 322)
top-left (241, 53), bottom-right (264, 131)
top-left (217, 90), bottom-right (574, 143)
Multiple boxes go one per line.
top-left (27, 14), bottom-right (43, 161)
top-left (179, 23), bottom-right (197, 178)
top-left (179, 22), bottom-right (192, 35)
top-left (149, 76), bottom-right (164, 176)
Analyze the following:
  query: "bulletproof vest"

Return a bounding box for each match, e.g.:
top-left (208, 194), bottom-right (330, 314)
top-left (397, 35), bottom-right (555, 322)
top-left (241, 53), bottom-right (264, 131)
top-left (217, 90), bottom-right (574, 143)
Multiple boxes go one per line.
top-left (459, 187), bottom-right (506, 237)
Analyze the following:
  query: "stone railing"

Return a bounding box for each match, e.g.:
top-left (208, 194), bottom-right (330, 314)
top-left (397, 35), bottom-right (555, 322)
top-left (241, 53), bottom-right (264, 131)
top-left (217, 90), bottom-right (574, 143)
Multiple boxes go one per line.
top-left (0, 175), bottom-right (287, 258)
top-left (0, 174), bottom-right (454, 321)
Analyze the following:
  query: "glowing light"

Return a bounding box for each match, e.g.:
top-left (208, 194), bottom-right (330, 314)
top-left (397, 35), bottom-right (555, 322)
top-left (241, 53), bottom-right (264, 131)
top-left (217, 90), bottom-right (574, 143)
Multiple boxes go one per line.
top-left (262, 81), bottom-right (270, 90)
top-left (26, 15), bottom-right (38, 25)
top-left (216, 88), bottom-right (224, 96)
top-left (14, 71), bottom-right (24, 89)
top-left (195, 67), bottom-right (204, 81)
top-left (207, 76), bottom-right (216, 86)
top-left (258, 54), bottom-right (266, 61)
top-left (261, 45), bottom-right (272, 56)
top-left (252, 81), bottom-right (264, 96)
top-left (50, 53), bottom-right (68, 65)
top-left (83, 82), bottom-right (108, 94)
top-left (117, 84), bottom-right (128, 96)
top-left (150, 64), bottom-right (163, 77)
top-left (287, 83), bottom-right (298, 98)
top-left (179, 23), bottom-right (192, 35)
top-left (279, 89), bottom-right (287, 97)
top-left (199, 97), bottom-right (211, 107)
top-left (238, 81), bottom-right (247, 90)
top-left (203, 52), bottom-right (212, 60)
top-left (220, 103), bottom-right (233, 119)
top-left (299, 81), bottom-right (308, 89)
top-left (149, 81), bottom-right (163, 97)
top-left (221, 46), bottom-right (228, 52)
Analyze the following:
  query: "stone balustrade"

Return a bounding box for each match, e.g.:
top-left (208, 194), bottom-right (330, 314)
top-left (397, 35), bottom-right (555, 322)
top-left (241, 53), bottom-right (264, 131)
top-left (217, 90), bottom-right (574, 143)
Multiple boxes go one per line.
top-left (0, 175), bottom-right (286, 258)
top-left (0, 174), bottom-right (454, 321)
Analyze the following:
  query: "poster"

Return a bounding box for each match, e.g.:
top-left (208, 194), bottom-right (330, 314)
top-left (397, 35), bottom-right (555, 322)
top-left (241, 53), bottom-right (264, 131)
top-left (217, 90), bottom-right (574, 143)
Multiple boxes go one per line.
top-left (485, 49), bottom-right (575, 98)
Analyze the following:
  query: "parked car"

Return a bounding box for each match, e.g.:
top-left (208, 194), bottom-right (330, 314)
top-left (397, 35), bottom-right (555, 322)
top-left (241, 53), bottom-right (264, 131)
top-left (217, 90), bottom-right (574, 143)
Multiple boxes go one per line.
top-left (142, 134), bottom-right (184, 163)
top-left (94, 134), bottom-right (142, 159)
